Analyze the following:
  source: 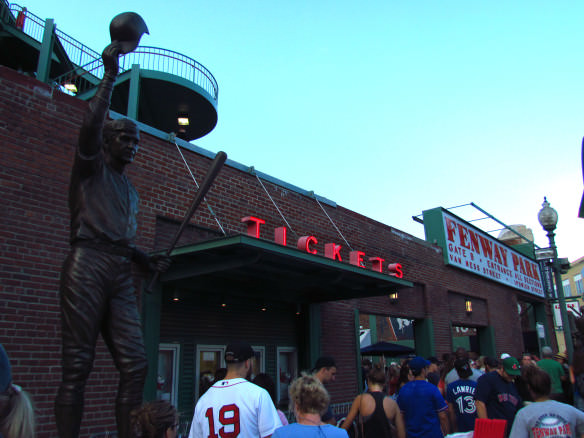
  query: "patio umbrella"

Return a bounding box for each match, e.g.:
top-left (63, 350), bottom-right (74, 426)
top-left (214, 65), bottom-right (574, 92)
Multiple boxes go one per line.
top-left (360, 341), bottom-right (415, 357)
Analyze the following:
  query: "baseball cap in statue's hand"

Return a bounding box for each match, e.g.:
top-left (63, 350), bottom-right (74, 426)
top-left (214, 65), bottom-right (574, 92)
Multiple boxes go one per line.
top-left (0, 344), bottom-right (12, 393)
top-left (409, 356), bottom-right (430, 373)
top-left (225, 341), bottom-right (255, 363)
top-left (502, 357), bottom-right (521, 376)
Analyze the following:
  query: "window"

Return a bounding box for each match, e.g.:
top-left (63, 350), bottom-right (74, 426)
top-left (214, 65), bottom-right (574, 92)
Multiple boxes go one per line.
top-left (276, 347), bottom-right (297, 409)
top-left (157, 344), bottom-right (180, 407)
top-left (575, 274), bottom-right (583, 296)
top-left (195, 345), bottom-right (225, 401)
top-left (194, 344), bottom-right (266, 403)
top-left (563, 279), bottom-right (572, 297)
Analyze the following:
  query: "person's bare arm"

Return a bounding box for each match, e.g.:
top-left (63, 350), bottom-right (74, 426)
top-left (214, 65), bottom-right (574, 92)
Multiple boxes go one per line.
top-left (393, 408), bottom-right (406, 438)
top-left (447, 403), bottom-right (457, 432)
top-left (476, 400), bottom-right (488, 419)
top-left (340, 395), bottom-right (361, 430)
top-left (383, 396), bottom-right (405, 438)
top-left (438, 410), bottom-right (449, 436)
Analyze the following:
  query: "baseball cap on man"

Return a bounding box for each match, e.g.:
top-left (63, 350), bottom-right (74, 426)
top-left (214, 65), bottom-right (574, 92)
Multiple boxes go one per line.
top-left (409, 356), bottom-right (430, 373)
top-left (502, 357), bottom-right (521, 376)
top-left (0, 344), bottom-right (12, 393)
top-left (225, 341), bottom-right (255, 363)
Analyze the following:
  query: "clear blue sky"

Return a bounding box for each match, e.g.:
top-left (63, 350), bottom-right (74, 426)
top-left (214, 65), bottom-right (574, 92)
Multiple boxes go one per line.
top-left (17, 0), bottom-right (584, 262)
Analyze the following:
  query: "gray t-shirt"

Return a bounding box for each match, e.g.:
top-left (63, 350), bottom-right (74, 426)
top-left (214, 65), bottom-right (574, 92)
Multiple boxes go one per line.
top-left (509, 400), bottom-right (584, 438)
top-left (444, 367), bottom-right (483, 386)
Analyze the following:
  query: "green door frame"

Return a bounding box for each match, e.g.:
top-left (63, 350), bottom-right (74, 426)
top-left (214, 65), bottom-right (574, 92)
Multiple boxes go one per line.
top-left (414, 317), bottom-right (435, 358)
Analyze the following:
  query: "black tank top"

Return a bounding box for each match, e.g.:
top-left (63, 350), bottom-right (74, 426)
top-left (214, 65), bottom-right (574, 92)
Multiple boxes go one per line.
top-left (361, 391), bottom-right (394, 438)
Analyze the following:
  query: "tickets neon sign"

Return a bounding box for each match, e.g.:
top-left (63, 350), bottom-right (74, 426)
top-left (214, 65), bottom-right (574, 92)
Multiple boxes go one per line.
top-left (241, 216), bottom-right (403, 278)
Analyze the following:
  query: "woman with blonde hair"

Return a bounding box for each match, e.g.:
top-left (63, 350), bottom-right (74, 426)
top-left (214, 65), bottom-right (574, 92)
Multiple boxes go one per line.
top-left (0, 344), bottom-right (36, 438)
top-left (130, 400), bottom-right (178, 438)
top-left (273, 374), bottom-right (348, 438)
top-left (341, 366), bottom-right (405, 438)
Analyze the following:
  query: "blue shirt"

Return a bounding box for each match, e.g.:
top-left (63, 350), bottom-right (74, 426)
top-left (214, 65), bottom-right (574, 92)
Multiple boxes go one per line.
top-left (446, 378), bottom-right (478, 432)
top-left (273, 423), bottom-right (349, 438)
top-left (397, 379), bottom-right (448, 438)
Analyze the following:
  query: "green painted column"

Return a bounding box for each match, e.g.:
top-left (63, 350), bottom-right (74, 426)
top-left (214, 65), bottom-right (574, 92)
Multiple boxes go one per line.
top-left (368, 314), bottom-right (378, 345)
top-left (308, 303), bottom-right (321, 370)
top-left (142, 281), bottom-right (162, 401)
top-left (414, 317), bottom-right (435, 358)
top-left (478, 326), bottom-right (496, 358)
top-left (36, 18), bottom-right (55, 83)
top-left (354, 309), bottom-right (363, 393)
top-left (127, 64), bottom-right (141, 120)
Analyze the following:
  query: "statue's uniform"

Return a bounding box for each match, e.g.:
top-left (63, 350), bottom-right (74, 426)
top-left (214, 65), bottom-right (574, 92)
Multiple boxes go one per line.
top-left (55, 145), bottom-right (146, 437)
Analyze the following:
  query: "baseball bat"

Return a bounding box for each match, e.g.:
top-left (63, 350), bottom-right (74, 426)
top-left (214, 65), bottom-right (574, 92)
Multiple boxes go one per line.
top-left (146, 151), bottom-right (227, 293)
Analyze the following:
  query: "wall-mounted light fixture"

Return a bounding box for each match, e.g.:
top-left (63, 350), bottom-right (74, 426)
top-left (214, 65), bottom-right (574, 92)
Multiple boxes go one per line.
top-left (465, 299), bottom-right (473, 314)
top-left (295, 304), bottom-right (301, 316)
top-left (64, 82), bottom-right (78, 93)
top-left (389, 291), bottom-right (399, 304)
top-left (177, 114), bottom-right (190, 126)
top-left (172, 289), bottom-right (180, 302)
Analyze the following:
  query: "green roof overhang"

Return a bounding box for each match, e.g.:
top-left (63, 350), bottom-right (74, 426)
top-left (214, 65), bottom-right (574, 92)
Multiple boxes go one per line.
top-left (157, 234), bottom-right (413, 304)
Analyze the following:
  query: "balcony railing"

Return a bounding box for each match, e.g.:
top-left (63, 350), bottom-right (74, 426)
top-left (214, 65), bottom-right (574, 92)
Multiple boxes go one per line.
top-left (4, 2), bottom-right (218, 103)
top-left (53, 47), bottom-right (219, 102)
top-left (7, 3), bottom-right (101, 68)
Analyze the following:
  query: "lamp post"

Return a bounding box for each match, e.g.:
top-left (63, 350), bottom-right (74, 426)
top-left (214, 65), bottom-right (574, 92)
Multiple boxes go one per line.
top-left (537, 197), bottom-right (573, 361)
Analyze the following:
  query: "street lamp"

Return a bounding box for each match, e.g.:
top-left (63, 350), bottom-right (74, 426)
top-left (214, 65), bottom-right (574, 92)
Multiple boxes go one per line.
top-left (537, 197), bottom-right (573, 361)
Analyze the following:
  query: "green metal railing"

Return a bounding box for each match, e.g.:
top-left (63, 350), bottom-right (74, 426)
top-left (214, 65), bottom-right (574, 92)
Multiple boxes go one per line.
top-left (52, 46), bottom-right (219, 102)
top-left (7, 3), bottom-right (101, 68)
top-left (120, 47), bottom-right (218, 101)
top-left (4, 2), bottom-right (218, 103)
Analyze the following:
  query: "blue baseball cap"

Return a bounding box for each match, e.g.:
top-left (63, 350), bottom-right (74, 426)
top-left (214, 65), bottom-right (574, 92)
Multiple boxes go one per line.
top-left (0, 344), bottom-right (12, 393)
top-left (409, 356), bottom-right (430, 373)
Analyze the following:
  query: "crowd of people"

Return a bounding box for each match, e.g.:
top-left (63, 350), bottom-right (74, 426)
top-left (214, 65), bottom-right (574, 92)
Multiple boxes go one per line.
top-left (4, 341), bottom-right (584, 437)
top-left (183, 343), bottom-right (584, 438)
top-left (349, 346), bottom-right (584, 438)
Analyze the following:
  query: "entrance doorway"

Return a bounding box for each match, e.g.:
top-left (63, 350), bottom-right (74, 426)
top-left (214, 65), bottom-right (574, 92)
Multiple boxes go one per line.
top-left (194, 344), bottom-right (266, 402)
top-left (451, 326), bottom-right (480, 355)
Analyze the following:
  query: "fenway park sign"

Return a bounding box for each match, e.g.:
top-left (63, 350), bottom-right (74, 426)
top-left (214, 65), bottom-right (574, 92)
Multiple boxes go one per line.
top-left (423, 208), bottom-right (544, 297)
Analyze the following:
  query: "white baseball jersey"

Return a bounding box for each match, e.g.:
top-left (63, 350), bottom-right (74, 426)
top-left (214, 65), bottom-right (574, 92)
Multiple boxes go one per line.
top-left (189, 378), bottom-right (282, 438)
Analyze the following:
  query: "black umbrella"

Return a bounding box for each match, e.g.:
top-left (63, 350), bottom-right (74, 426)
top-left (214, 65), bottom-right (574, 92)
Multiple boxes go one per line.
top-left (360, 341), bottom-right (415, 357)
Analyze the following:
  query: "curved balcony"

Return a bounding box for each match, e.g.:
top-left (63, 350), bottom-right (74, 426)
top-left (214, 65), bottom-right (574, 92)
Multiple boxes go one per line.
top-left (1, 2), bottom-right (218, 141)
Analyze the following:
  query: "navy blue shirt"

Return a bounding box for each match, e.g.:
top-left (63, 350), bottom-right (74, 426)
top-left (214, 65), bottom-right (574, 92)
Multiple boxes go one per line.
top-left (446, 378), bottom-right (478, 432)
top-left (475, 371), bottom-right (521, 428)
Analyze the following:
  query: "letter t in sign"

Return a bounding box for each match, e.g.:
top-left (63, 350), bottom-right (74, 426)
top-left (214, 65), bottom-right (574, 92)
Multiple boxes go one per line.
top-left (241, 216), bottom-right (265, 238)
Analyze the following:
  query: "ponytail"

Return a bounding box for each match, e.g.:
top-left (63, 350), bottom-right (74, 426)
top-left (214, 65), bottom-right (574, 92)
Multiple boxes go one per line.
top-left (0, 385), bottom-right (36, 438)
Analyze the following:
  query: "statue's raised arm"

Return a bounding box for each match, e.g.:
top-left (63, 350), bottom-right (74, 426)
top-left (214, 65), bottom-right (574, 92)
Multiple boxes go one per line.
top-left (78, 42), bottom-right (122, 158)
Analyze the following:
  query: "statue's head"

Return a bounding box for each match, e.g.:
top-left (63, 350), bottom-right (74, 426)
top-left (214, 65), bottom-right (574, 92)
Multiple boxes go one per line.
top-left (103, 118), bottom-right (140, 167)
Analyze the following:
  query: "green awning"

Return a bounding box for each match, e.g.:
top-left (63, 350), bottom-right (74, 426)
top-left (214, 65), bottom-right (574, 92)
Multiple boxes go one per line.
top-left (158, 234), bottom-right (413, 304)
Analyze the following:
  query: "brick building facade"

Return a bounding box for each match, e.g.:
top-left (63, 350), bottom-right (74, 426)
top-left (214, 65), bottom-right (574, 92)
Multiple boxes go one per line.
top-left (0, 66), bottom-right (555, 437)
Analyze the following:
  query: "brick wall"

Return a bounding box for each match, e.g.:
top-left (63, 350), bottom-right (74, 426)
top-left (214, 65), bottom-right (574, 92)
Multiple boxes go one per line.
top-left (0, 66), bottom-right (555, 436)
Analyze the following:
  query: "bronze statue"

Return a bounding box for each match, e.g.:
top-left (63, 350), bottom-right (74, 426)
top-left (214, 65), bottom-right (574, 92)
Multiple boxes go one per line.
top-left (54, 13), bottom-right (170, 438)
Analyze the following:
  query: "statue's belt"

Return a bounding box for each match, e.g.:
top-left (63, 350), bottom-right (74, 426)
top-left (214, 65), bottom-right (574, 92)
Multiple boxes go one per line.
top-left (73, 240), bottom-right (136, 259)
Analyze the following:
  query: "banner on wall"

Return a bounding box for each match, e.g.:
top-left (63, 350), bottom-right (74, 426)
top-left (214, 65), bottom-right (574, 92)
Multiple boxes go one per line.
top-left (552, 301), bottom-right (581, 329)
top-left (423, 209), bottom-right (545, 297)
